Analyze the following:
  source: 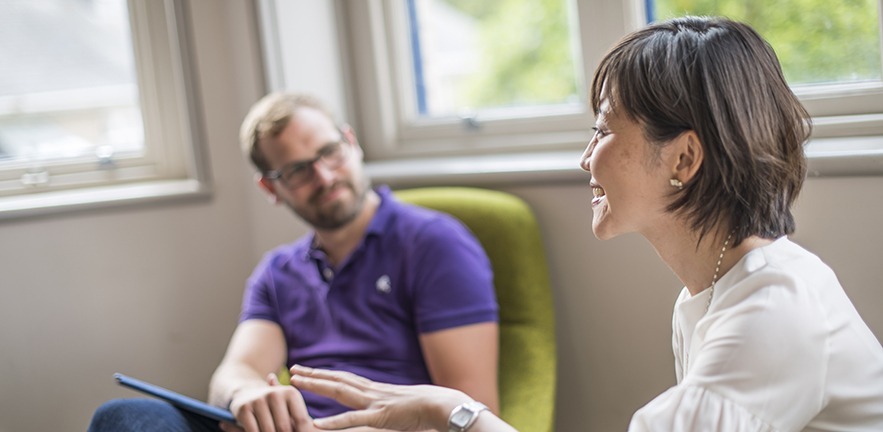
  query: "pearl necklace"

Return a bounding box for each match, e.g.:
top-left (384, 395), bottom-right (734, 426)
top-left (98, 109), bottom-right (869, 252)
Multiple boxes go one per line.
top-left (705, 231), bottom-right (733, 313)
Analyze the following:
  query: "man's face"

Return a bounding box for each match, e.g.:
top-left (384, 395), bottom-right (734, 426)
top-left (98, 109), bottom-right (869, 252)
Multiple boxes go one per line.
top-left (258, 107), bottom-right (370, 230)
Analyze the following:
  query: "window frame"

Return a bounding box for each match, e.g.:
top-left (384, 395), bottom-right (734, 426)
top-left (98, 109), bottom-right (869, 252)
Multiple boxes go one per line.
top-left (0, 0), bottom-right (210, 220)
top-left (340, 0), bottom-right (599, 161)
top-left (259, 0), bottom-right (883, 181)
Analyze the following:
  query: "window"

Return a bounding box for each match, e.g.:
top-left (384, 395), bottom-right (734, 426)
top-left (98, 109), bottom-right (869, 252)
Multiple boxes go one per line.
top-left (406, 0), bottom-right (583, 119)
top-left (651, 0), bottom-right (882, 87)
top-left (0, 0), bottom-right (208, 218)
top-left (340, 0), bottom-right (596, 160)
top-left (260, 0), bottom-right (883, 177)
top-left (649, 0), bottom-right (883, 176)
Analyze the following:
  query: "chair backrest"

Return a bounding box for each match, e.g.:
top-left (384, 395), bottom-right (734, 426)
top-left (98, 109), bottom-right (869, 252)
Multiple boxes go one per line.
top-left (395, 187), bottom-right (557, 432)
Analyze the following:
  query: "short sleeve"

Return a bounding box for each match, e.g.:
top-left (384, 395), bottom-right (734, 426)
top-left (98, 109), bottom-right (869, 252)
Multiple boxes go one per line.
top-left (408, 214), bottom-right (498, 333)
top-left (239, 255), bottom-right (280, 324)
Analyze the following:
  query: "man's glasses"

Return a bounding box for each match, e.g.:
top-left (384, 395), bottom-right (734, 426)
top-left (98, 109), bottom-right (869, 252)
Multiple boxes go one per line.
top-left (264, 140), bottom-right (350, 189)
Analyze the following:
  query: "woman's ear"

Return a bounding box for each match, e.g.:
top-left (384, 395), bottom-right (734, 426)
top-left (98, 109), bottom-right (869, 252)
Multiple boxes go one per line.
top-left (672, 130), bottom-right (704, 184)
top-left (256, 173), bottom-right (281, 205)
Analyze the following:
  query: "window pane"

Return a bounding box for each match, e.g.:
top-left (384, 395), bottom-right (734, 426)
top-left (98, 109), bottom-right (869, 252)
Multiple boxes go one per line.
top-left (408, 0), bottom-right (583, 118)
top-left (650, 0), bottom-right (883, 87)
top-left (0, 0), bottom-right (144, 166)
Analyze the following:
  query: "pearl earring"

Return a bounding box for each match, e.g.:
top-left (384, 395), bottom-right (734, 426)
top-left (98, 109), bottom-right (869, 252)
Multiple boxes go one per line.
top-left (670, 179), bottom-right (684, 190)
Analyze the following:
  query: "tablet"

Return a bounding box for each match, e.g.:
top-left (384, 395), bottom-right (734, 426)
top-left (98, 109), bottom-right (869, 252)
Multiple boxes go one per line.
top-left (114, 373), bottom-right (237, 424)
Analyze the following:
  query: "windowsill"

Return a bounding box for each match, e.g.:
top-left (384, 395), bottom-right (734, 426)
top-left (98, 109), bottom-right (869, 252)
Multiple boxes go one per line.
top-left (366, 150), bottom-right (584, 188)
top-left (0, 179), bottom-right (211, 221)
top-left (366, 136), bottom-right (883, 188)
top-left (1, 138), bottom-right (877, 220)
top-left (803, 136), bottom-right (883, 176)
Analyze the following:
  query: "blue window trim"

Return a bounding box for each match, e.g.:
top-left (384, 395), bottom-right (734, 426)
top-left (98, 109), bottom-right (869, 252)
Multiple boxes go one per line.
top-left (406, 0), bottom-right (428, 115)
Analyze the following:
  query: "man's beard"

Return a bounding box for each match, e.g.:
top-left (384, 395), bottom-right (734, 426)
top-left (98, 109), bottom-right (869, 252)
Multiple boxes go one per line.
top-left (288, 178), bottom-right (369, 231)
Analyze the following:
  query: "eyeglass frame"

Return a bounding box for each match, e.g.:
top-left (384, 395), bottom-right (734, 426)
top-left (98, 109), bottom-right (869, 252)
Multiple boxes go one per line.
top-left (262, 135), bottom-right (352, 189)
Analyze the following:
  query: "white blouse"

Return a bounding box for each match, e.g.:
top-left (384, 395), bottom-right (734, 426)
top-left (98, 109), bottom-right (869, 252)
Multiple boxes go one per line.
top-left (629, 237), bottom-right (883, 431)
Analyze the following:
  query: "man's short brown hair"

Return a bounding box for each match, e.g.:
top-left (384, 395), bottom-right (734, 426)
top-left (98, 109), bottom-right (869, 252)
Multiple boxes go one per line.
top-left (239, 92), bottom-right (335, 173)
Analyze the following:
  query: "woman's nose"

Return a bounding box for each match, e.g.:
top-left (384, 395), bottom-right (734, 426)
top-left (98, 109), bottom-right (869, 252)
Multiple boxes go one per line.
top-left (579, 141), bottom-right (595, 172)
top-left (580, 153), bottom-right (591, 172)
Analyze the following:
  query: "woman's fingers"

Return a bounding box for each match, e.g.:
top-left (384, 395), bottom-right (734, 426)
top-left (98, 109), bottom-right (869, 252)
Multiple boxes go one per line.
top-left (290, 366), bottom-right (397, 430)
top-left (291, 365), bottom-right (469, 431)
top-left (311, 408), bottom-right (381, 430)
top-left (291, 365), bottom-right (373, 389)
top-left (290, 373), bottom-right (371, 410)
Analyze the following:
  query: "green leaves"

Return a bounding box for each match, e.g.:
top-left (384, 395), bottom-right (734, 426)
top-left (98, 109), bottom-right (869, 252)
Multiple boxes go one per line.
top-left (653, 0), bottom-right (882, 85)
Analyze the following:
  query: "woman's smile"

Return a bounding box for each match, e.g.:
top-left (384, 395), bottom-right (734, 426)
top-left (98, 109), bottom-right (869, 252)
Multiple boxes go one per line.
top-left (590, 182), bottom-right (606, 207)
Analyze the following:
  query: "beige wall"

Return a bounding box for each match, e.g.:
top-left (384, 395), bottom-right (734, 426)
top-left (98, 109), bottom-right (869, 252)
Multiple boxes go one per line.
top-left (0, 2), bottom-right (881, 432)
top-left (0, 2), bottom-right (271, 431)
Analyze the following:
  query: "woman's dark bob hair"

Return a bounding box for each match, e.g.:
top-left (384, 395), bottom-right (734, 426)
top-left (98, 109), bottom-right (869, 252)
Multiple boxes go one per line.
top-left (591, 16), bottom-right (811, 246)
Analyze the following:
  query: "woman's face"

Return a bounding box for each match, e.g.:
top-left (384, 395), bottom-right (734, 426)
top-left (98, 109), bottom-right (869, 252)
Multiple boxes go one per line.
top-left (579, 99), bottom-right (675, 240)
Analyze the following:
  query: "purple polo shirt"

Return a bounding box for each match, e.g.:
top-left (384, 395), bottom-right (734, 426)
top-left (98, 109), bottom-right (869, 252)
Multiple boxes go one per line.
top-left (240, 186), bottom-right (498, 417)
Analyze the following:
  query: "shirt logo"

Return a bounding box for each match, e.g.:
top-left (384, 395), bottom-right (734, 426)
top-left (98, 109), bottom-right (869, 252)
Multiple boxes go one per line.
top-left (375, 275), bottom-right (392, 293)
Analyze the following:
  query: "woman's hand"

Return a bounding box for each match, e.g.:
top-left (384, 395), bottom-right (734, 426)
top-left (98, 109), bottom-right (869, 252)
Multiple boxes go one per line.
top-left (289, 365), bottom-right (470, 431)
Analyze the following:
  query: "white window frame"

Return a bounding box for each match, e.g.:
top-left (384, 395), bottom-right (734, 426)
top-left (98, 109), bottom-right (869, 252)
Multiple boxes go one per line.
top-left (0, 0), bottom-right (210, 219)
top-left (341, 0), bottom-right (599, 161)
top-left (258, 0), bottom-right (883, 184)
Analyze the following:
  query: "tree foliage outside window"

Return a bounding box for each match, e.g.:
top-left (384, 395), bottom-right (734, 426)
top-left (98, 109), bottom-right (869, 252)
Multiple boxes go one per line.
top-left (414, 0), bottom-right (581, 117)
top-left (413, 0), bottom-right (881, 118)
top-left (651, 0), bottom-right (882, 86)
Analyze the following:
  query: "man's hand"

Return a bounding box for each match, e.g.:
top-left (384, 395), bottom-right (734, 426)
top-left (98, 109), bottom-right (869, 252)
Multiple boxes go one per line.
top-left (219, 374), bottom-right (317, 432)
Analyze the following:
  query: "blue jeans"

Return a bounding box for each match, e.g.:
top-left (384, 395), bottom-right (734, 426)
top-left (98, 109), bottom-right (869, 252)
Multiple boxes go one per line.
top-left (88, 398), bottom-right (222, 432)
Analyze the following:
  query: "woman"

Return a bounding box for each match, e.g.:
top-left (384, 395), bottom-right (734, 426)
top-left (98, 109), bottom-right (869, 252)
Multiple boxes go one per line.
top-left (289, 16), bottom-right (883, 432)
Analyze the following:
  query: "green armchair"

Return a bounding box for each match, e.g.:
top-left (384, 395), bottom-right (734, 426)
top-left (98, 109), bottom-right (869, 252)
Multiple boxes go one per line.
top-left (395, 187), bottom-right (557, 432)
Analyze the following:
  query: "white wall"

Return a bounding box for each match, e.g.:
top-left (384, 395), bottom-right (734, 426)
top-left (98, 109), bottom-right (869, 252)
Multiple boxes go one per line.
top-left (0, 2), bottom-right (881, 432)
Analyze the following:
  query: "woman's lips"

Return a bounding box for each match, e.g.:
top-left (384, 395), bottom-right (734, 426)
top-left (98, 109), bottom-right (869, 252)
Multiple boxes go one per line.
top-left (590, 183), bottom-right (605, 207)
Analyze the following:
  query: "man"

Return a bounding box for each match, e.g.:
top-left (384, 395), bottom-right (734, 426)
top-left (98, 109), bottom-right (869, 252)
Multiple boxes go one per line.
top-left (88, 92), bottom-right (499, 432)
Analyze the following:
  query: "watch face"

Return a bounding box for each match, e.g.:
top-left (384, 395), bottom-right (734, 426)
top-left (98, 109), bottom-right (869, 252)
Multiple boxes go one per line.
top-left (451, 409), bottom-right (471, 427)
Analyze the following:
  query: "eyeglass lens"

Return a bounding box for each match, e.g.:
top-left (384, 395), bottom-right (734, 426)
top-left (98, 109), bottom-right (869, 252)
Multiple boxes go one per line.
top-left (279, 142), bottom-right (347, 187)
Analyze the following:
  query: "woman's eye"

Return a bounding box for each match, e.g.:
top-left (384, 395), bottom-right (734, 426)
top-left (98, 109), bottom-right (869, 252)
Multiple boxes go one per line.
top-left (592, 126), bottom-right (609, 139)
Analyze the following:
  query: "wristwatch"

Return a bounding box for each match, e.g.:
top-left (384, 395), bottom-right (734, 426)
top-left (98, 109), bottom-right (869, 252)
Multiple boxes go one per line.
top-left (448, 400), bottom-right (488, 432)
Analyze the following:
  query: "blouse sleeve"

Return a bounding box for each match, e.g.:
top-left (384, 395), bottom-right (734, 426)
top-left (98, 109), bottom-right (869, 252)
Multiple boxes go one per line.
top-left (633, 264), bottom-right (829, 431)
top-left (629, 385), bottom-right (778, 431)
